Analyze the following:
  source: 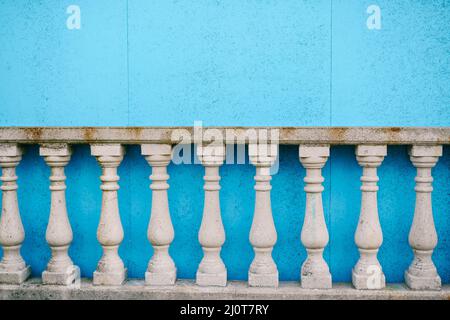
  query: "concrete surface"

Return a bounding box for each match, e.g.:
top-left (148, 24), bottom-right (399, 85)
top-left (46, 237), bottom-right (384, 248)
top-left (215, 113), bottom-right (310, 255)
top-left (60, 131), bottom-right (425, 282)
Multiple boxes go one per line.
top-left (0, 127), bottom-right (449, 145)
top-left (0, 278), bottom-right (449, 300)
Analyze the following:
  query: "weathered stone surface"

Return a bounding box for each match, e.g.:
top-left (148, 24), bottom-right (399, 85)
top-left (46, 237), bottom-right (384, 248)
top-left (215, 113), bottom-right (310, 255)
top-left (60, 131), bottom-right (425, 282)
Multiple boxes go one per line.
top-left (0, 127), bottom-right (449, 145)
top-left (91, 144), bottom-right (127, 286)
top-left (93, 269), bottom-right (127, 286)
top-left (196, 270), bottom-right (227, 287)
top-left (298, 145), bottom-right (331, 289)
top-left (0, 267), bottom-right (31, 285)
top-left (91, 144), bottom-right (125, 156)
top-left (40, 144), bottom-right (79, 286)
top-left (196, 145), bottom-right (227, 287)
top-left (142, 144), bottom-right (176, 286)
top-left (145, 270), bottom-right (176, 286)
top-left (42, 266), bottom-right (80, 286)
top-left (405, 145), bottom-right (443, 291)
top-left (248, 146), bottom-right (278, 288)
top-left (248, 271), bottom-right (279, 288)
top-left (0, 144), bottom-right (30, 285)
top-left (352, 145), bottom-right (387, 290)
top-left (1, 279), bottom-right (449, 300)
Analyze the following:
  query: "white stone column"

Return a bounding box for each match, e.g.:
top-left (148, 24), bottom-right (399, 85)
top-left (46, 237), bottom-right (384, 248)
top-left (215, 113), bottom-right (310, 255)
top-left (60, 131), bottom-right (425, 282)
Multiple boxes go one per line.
top-left (40, 144), bottom-right (80, 285)
top-left (248, 144), bottom-right (278, 287)
top-left (91, 144), bottom-right (127, 286)
top-left (196, 144), bottom-right (227, 287)
top-left (405, 145), bottom-right (442, 290)
top-left (298, 145), bottom-right (331, 289)
top-left (352, 145), bottom-right (387, 289)
top-left (0, 144), bottom-right (30, 284)
top-left (142, 144), bottom-right (176, 286)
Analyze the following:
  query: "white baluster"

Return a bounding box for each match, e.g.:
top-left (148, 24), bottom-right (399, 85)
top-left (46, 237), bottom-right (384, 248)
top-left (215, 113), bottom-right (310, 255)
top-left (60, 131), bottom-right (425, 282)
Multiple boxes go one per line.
top-left (352, 145), bottom-right (387, 289)
top-left (91, 144), bottom-right (127, 286)
top-left (0, 144), bottom-right (30, 284)
top-left (196, 144), bottom-right (227, 287)
top-left (405, 145), bottom-right (442, 290)
top-left (248, 144), bottom-right (278, 287)
top-left (142, 144), bottom-right (176, 286)
top-left (40, 144), bottom-right (80, 285)
top-left (298, 145), bottom-right (331, 289)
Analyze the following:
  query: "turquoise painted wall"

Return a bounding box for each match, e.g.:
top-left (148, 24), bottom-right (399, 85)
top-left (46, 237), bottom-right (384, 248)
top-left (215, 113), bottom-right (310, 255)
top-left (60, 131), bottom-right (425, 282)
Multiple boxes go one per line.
top-left (0, 1), bottom-right (449, 283)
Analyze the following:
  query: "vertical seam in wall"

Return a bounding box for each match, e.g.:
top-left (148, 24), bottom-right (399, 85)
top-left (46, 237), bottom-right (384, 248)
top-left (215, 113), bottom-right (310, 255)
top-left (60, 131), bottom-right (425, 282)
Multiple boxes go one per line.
top-left (328, 0), bottom-right (333, 269)
top-left (329, 0), bottom-right (333, 126)
top-left (125, 0), bottom-right (132, 273)
top-left (330, 0), bottom-right (333, 127)
top-left (126, 0), bottom-right (130, 126)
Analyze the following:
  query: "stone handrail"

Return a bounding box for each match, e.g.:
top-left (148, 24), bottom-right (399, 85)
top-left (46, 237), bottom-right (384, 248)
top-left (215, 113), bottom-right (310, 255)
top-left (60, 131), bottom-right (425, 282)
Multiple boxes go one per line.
top-left (0, 127), bottom-right (448, 144)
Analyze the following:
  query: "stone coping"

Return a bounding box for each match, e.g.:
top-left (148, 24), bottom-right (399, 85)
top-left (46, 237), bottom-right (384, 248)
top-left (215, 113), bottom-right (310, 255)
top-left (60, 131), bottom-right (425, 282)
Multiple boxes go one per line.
top-left (0, 127), bottom-right (449, 145)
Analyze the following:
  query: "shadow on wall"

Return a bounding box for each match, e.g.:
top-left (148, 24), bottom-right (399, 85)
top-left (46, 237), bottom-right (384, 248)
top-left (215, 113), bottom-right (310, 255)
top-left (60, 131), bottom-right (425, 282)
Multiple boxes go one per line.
top-left (0, 144), bottom-right (448, 283)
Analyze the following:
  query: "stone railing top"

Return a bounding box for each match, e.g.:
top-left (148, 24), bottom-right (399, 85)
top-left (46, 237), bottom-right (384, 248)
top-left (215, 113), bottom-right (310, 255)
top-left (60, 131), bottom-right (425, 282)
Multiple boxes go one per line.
top-left (0, 127), bottom-right (448, 145)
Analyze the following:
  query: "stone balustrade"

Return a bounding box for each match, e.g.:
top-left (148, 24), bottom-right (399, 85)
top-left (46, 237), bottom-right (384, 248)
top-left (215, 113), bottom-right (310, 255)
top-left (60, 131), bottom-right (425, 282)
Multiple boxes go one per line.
top-left (0, 127), bottom-right (448, 296)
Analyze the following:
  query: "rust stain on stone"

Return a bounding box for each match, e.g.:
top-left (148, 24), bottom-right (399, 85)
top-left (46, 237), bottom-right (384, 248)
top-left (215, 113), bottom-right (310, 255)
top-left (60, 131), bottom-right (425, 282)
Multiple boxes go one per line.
top-left (24, 128), bottom-right (43, 140)
top-left (282, 127), bottom-right (297, 140)
top-left (128, 127), bottom-right (143, 140)
top-left (330, 128), bottom-right (348, 143)
top-left (386, 127), bottom-right (402, 143)
top-left (83, 127), bottom-right (97, 142)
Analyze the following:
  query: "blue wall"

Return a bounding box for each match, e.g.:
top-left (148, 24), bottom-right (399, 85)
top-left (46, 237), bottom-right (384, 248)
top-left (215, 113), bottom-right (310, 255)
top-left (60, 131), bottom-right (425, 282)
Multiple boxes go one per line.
top-left (0, 1), bottom-right (449, 283)
top-left (1, 0), bottom-right (449, 126)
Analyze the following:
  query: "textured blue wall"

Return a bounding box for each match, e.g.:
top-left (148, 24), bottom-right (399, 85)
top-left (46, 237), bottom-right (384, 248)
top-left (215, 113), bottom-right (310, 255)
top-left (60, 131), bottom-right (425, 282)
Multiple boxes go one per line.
top-left (0, 1), bottom-right (449, 283)
top-left (1, 0), bottom-right (449, 126)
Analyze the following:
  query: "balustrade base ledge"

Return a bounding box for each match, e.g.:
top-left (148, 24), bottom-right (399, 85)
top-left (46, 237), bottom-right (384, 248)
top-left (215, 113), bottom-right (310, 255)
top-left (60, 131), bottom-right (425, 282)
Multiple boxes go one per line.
top-left (0, 279), bottom-right (449, 300)
top-left (93, 269), bottom-right (127, 286)
top-left (248, 272), bottom-right (279, 288)
top-left (145, 270), bottom-right (176, 286)
top-left (0, 266), bottom-right (31, 285)
top-left (196, 271), bottom-right (227, 287)
top-left (301, 274), bottom-right (332, 289)
top-left (42, 266), bottom-right (80, 286)
top-left (404, 270), bottom-right (442, 291)
top-left (352, 269), bottom-right (386, 290)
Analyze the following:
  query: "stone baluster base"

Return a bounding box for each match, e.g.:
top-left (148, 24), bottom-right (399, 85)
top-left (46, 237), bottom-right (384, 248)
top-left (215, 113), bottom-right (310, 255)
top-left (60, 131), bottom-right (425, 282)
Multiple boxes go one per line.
top-left (405, 145), bottom-right (442, 291)
top-left (0, 246), bottom-right (31, 284)
top-left (0, 144), bottom-right (31, 284)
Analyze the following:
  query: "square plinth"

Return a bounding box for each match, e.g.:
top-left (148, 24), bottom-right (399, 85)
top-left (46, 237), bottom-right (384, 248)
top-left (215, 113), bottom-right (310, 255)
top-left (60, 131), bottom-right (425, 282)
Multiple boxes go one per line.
top-left (196, 271), bottom-right (227, 287)
top-left (145, 269), bottom-right (177, 286)
top-left (405, 270), bottom-right (441, 291)
top-left (42, 266), bottom-right (80, 286)
top-left (0, 266), bottom-right (31, 284)
top-left (248, 271), bottom-right (279, 288)
top-left (93, 268), bottom-right (127, 286)
top-left (352, 268), bottom-right (386, 290)
top-left (301, 273), bottom-right (332, 289)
